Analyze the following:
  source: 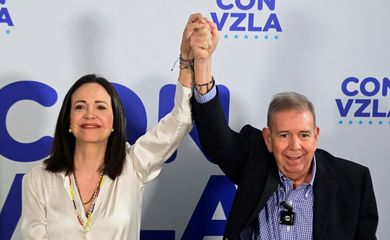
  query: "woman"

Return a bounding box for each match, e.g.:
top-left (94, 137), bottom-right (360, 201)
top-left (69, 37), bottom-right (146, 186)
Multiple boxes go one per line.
top-left (20, 14), bottom-right (213, 240)
top-left (21, 72), bottom-right (191, 239)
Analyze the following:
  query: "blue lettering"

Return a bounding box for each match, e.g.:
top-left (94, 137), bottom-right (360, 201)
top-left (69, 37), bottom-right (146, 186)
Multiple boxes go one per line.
top-left (211, 12), bottom-right (229, 31)
top-left (0, 7), bottom-right (13, 26)
top-left (342, 77), bottom-right (359, 96)
top-left (0, 174), bottom-right (23, 240)
top-left (0, 81), bottom-right (57, 162)
top-left (236, 0), bottom-right (255, 10)
top-left (230, 13), bottom-right (246, 31)
top-left (360, 77), bottom-right (380, 97)
top-left (335, 99), bottom-right (353, 117)
top-left (336, 98), bottom-right (390, 118)
top-left (342, 77), bottom-right (390, 97)
top-left (212, 12), bottom-right (282, 32)
top-left (248, 13), bottom-right (262, 31)
top-left (113, 83), bottom-right (147, 145)
top-left (372, 99), bottom-right (387, 117)
top-left (182, 175), bottom-right (236, 239)
top-left (216, 0), bottom-right (234, 10)
top-left (216, 0), bottom-right (276, 11)
top-left (263, 13), bottom-right (282, 32)
top-left (258, 0), bottom-right (276, 10)
top-left (382, 77), bottom-right (390, 96)
top-left (354, 99), bottom-right (370, 117)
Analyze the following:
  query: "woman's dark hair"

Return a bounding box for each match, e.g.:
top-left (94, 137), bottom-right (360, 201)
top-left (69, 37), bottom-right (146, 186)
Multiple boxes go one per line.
top-left (44, 74), bottom-right (127, 179)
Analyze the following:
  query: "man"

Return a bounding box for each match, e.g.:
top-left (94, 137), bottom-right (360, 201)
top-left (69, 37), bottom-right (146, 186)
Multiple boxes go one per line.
top-left (188, 15), bottom-right (378, 240)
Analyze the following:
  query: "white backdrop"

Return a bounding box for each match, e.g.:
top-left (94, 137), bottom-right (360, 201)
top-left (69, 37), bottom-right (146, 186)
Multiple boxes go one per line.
top-left (1, 0), bottom-right (389, 239)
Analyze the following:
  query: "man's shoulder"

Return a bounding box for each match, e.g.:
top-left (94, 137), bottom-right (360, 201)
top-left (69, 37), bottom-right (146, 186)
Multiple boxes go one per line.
top-left (240, 124), bottom-right (262, 136)
top-left (315, 148), bottom-right (369, 176)
top-left (239, 125), bottom-right (270, 154)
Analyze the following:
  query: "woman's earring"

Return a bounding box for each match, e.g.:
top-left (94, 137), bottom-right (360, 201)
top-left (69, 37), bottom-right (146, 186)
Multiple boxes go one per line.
top-left (69, 128), bottom-right (72, 133)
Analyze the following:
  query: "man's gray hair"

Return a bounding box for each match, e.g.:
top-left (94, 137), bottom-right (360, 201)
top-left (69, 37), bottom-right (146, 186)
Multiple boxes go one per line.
top-left (267, 92), bottom-right (316, 128)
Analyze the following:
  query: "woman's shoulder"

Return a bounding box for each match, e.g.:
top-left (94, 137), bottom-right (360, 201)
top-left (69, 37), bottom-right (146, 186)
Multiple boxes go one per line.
top-left (22, 162), bottom-right (66, 202)
top-left (25, 162), bottom-right (47, 177)
top-left (24, 161), bottom-right (65, 184)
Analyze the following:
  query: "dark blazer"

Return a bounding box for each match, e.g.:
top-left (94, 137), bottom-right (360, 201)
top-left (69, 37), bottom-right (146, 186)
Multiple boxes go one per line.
top-left (191, 90), bottom-right (378, 240)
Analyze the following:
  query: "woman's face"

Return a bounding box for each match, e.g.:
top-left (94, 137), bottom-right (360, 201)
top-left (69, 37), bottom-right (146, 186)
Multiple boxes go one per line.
top-left (69, 83), bottom-right (114, 144)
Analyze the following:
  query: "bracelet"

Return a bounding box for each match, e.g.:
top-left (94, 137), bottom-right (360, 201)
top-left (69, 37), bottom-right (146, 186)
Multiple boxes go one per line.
top-left (194, 77), bottom-right (214, 87)
top-left (194, 77), bottom-right (215, 94)
top-left (171, 55), bottom-right (194, 71)
top-left (179, 56), bottom-right (194, 70)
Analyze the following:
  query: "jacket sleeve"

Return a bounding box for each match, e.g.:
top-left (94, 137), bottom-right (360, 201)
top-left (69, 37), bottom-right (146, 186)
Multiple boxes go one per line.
top-left (129, 81), bottom-right (193, 184)
top-left (191, 87), bottom-right (251, 184)
top-left (355, 167), bottom-right (378, 240)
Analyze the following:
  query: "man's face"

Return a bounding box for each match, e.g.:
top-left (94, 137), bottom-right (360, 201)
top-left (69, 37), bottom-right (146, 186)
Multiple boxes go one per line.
top-left (262, 109), bottom-right (319, 185)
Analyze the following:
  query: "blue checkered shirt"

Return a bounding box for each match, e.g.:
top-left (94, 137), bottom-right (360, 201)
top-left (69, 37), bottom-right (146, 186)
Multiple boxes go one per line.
top-left (193, 81), bottom-right (217, 103)
top-left (253, 158), bottom-right (317, 240)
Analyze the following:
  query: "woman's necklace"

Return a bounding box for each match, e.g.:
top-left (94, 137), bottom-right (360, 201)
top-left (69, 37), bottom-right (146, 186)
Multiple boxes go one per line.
top-left (69, 171), bottom-right (104, 239)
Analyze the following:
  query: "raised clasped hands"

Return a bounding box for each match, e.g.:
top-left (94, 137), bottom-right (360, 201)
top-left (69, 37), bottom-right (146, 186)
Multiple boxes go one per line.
top-left (180, 13), bottom-right (219, 63)
top-left (179, 13), bottom-right (219, 91)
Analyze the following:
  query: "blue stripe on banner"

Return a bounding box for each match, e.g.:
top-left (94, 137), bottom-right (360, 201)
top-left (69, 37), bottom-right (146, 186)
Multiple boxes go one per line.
top-left (0, 174), bottom-right (23, 240)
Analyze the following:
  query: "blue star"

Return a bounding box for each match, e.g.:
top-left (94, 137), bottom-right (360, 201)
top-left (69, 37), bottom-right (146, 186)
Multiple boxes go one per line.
top-left (264, 35), bottom-right (269, 39)
top-left (358, 120), bottom-right (363, 125)
top-left (6, 29), bottom-right (11, 34)
top-left (234, 34), bottom-right (238, 39)
top-left (274, 35), bottom-right (279, 40)
top-left (369, 120), bottom-right (373, 125)
top-left (254, 35), bottom-right (259, 39)
top-left (349, 120), bottom-right (353, 125)
top-left (244, 35), bottom-right (248, 39)
top-left (379, 120), bottom-right (383, 125)
top-left (339, 120), bottom-right (343, 124)
top-left (224, 34), bottom-right (228, 39)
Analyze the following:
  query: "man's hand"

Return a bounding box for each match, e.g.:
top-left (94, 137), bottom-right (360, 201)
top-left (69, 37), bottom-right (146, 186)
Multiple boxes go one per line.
top-left (190, 17), bottom-right (219, 93)
top-left (180, 13), bottom-right (209, 60)
top-left (178, 14), bottom-right (219, 90)
top-left (191, 18), bottom-right (219, 62)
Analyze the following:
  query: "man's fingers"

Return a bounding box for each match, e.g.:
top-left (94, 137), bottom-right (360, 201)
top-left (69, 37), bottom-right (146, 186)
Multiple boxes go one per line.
top-left (195, 27), bottom-right (211, 36)
top-left (206, 19), bottom-right (219, 41)
top-left (186, 21), bottom-right (209, 37)
top-left (183, 14), bottom-right (217, 60)
top-left (191, 35), bottom-right (212, 50)
top-left (188, 13), bottom-right (203, 24)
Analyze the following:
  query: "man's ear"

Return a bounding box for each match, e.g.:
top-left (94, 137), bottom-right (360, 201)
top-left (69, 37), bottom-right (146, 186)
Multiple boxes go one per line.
top-left (314, 126), bottom-right (320, 147)
top-left (262, 127), bottom-right (273, 152)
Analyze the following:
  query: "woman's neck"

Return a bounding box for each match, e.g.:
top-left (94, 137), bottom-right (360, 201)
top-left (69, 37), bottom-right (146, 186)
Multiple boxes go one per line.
top-left (74, 141), bottom-right (106, 173)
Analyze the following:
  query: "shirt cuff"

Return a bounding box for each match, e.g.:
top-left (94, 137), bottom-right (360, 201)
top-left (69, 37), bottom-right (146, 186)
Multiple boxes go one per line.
top-left (193, 83), bottom-right (217, 103)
